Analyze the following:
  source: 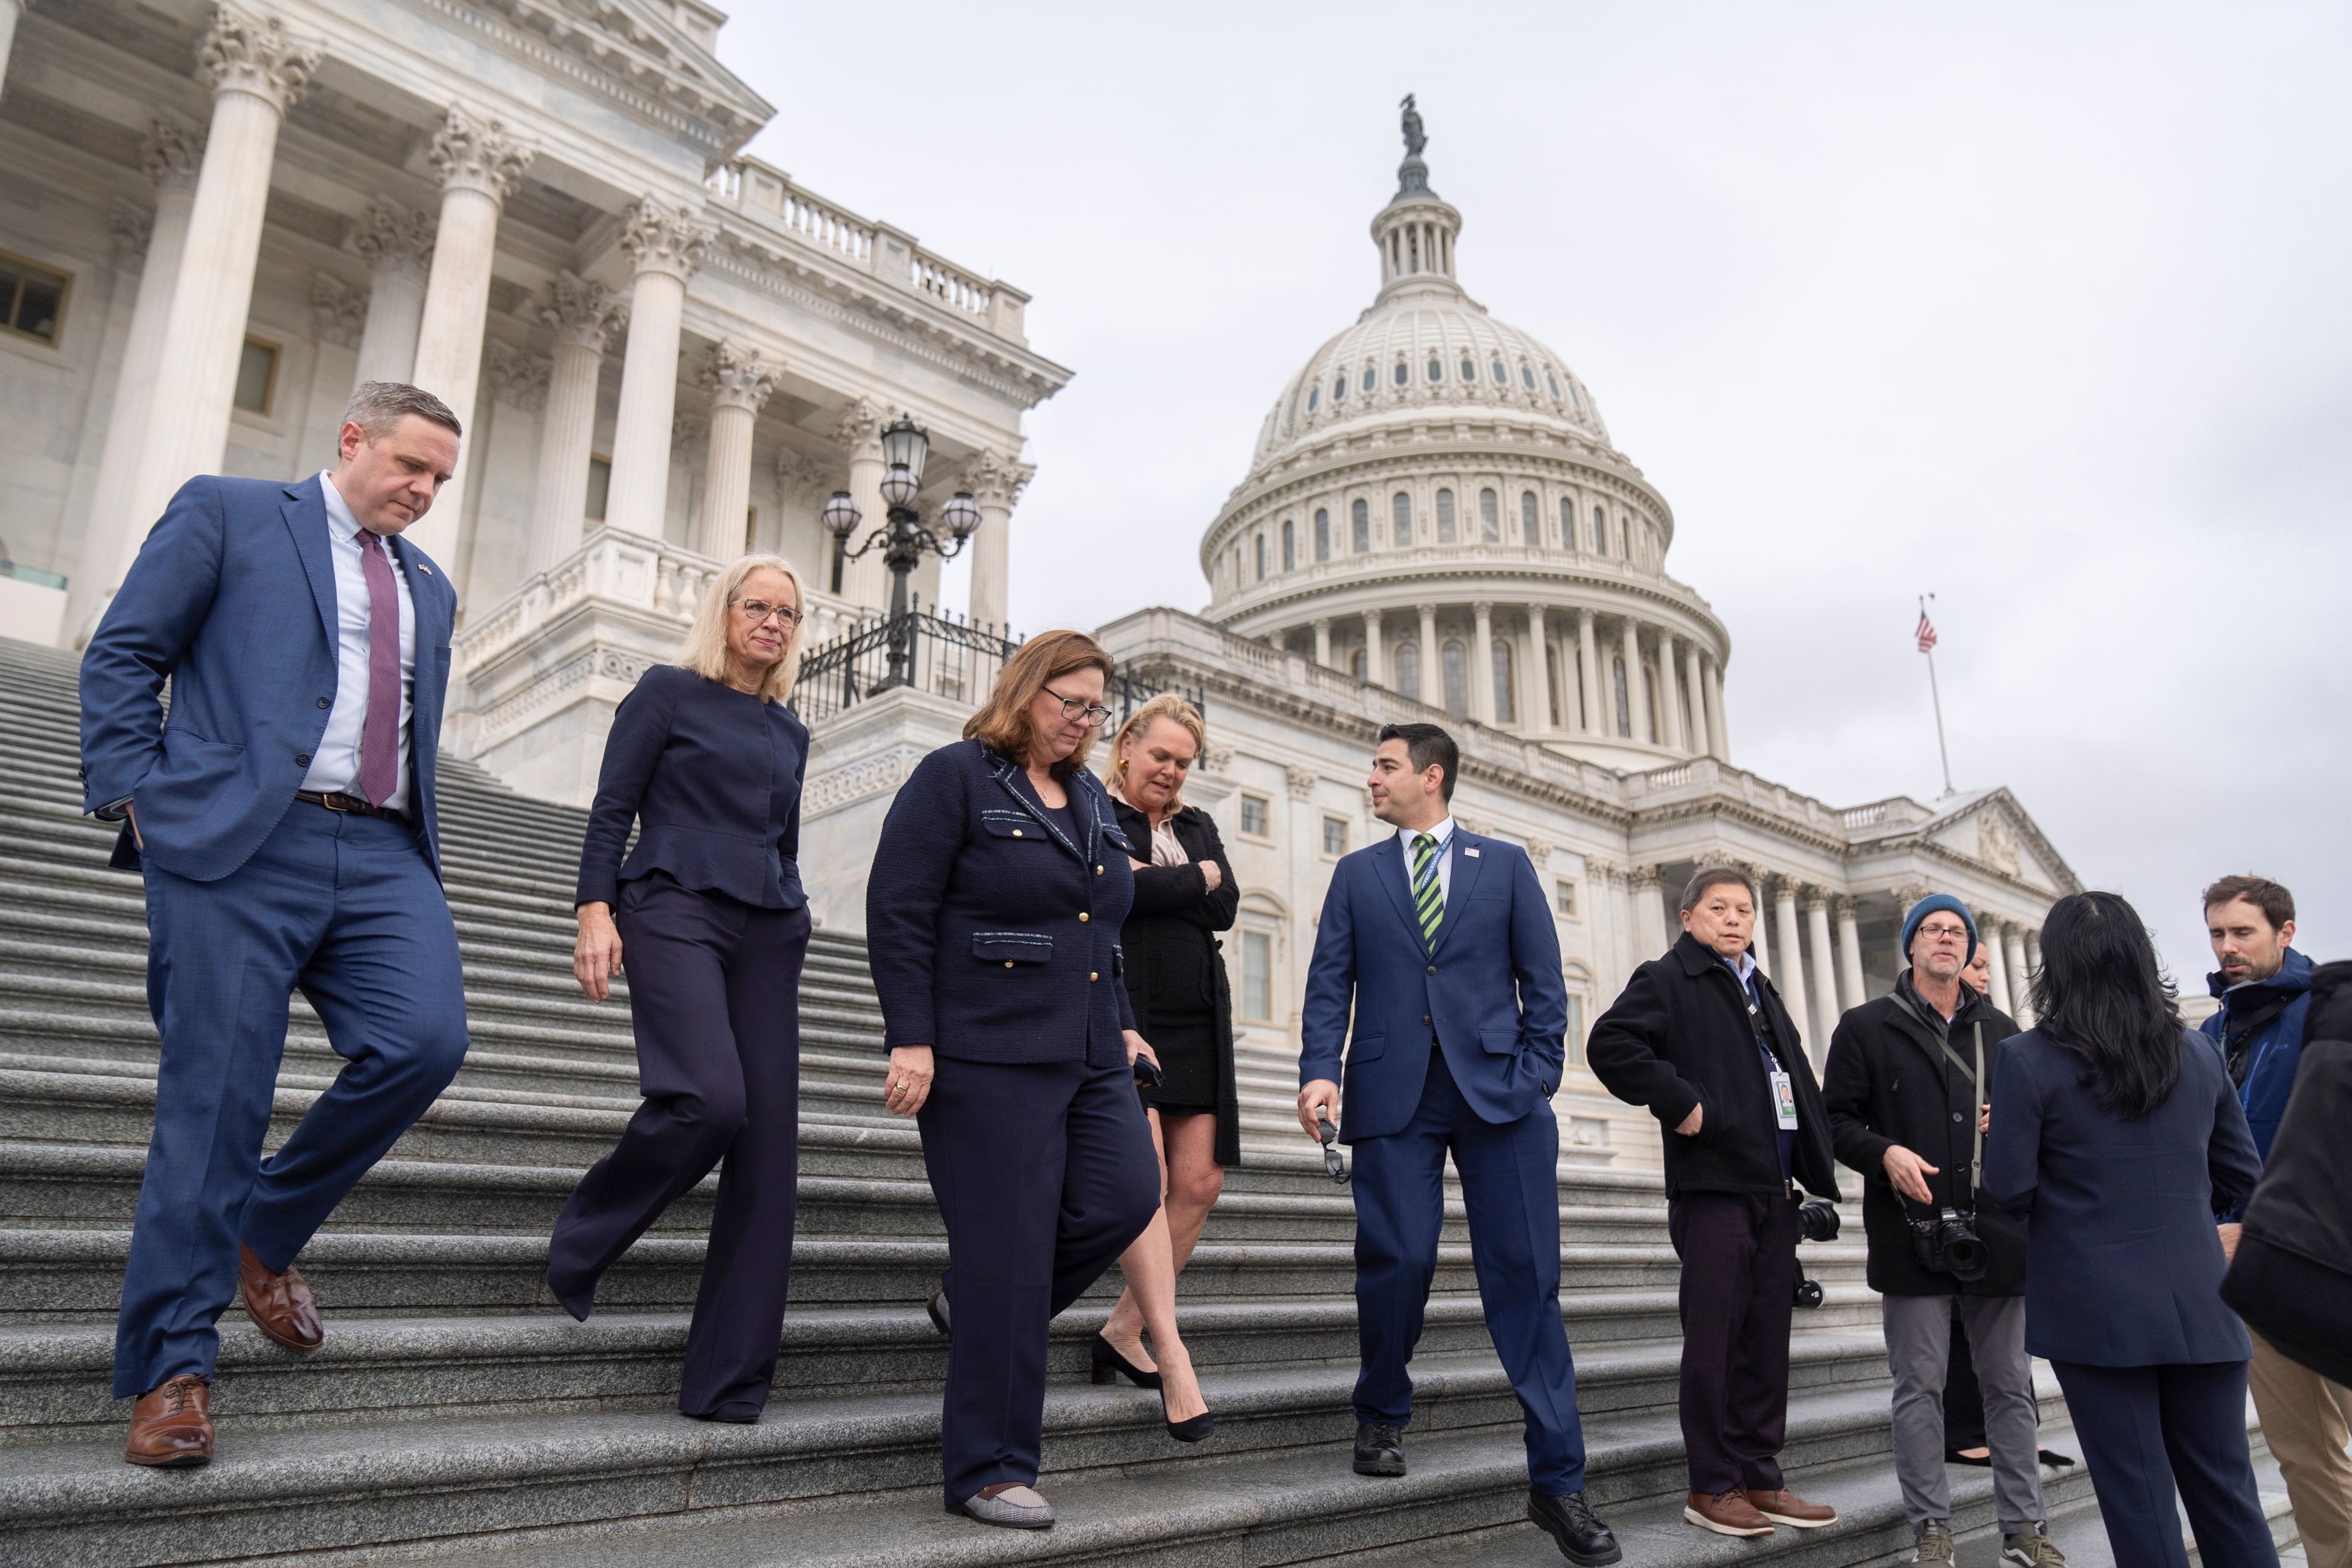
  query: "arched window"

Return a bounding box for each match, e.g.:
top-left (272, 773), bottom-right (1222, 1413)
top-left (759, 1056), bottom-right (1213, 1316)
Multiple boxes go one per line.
top-left (1392, 491), bottom-right (1411, 545)
top-left (1395, 642), bottom-right (1422, 701)
top-left (1545, 643), bottom-right (1564, 728)
top-left (1521, 490), bottom-right (1540, 545)
top-left (1479, 487), bottom-right (1500, 542)
top-left (1441, 639), bottom-right (1469, 716)
top-left (1253, 532), bottom-right (1266, 581)
top-left (1395, 360), bottom-right (1409, 386)
top-left (1612, 655), bottom-right (1631, 737)
top-left (1281, 518), bottom-right (1295, 571)
top-left (1307, 384), bottom-right (1319, 412)
top-left (1643, 666), bottom-right (1659, 743)
top-left (1436, 488), bottom-right (1457, 542)
top-left (1491, 639), bottom-right (1515, 723)
top-left (1362, 365), bottom-right (1377, 394)
top-left (1459, 356), bottom-right (1476, 382)
top-left (1521, 364), bottom-right (1536, 390)
top-left (1491, 359), bottom-right (1507, 385)
top-left (1559, 496), bottom-right (1576, 550)
top-left (1425, 357), bottom-right (1442, 383)
top-left (1593, 505), bottom-right (1609, 556)
top-left (1351, 497), bottom-right (1370, 553)
top-left (1547, 371), bottom-right (1562, 398)
top-left (1568, 380), bottom-right (1583, 412)
top-left (1332, 373), bottom-right (1346, 404)
top-left (1350, 646), bottom-right (1366, 679)
top-left (1314, 507), bottom-right (1330, 562)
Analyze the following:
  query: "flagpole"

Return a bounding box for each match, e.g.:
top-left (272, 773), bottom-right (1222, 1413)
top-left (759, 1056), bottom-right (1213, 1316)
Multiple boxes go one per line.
top-left (1920, 593), bottom-right (1954, 797)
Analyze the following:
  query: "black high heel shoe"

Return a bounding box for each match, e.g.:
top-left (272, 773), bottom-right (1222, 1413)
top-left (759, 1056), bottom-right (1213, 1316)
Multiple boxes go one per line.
top-left (1090, 1333), bottom-right (1162, 1389)
top-left (1164, 1408), bottom-right (1215, 1443)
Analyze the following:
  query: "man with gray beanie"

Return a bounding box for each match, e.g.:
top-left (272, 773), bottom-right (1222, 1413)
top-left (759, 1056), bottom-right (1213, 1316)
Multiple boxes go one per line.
top-left (1822, 895), bottom-right (2059, 1564)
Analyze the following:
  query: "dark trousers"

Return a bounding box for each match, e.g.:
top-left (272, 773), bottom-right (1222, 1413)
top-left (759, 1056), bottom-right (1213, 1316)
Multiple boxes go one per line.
top-left (2052, 1359), bottom-right (2279, 1568)
top-left (1351, 1046), bottom-right (1588, 1493)
top-left (115, 804), bottom-right (467, 1398)
top-left (546, 875), bottom-right (811, 1418)
top-left (917, 1054), bottom-right (1161, 1504)
top-left (1667, 1188), bottom-right (1800, 1494)
top-left (1945, 1299), bottom-right (1987, 1450)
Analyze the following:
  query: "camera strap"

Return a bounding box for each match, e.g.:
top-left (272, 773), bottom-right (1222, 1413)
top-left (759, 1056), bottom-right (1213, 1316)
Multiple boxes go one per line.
top-left (1929, 1022), bottom-right (1986, 1197)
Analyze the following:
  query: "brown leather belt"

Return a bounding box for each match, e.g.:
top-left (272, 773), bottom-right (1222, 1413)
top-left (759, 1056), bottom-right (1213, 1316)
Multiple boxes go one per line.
top-left (297, 790), bottom-right (407, 823)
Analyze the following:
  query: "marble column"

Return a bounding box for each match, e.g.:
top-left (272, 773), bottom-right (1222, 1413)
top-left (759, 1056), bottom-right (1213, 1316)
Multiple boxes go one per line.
top-left (1362, 608), bottom-right (1386, 687)
top-left (2003, 925), bottom-right (2034, 1025)
top-left (1416, 603), bottom-right (1439, 706)
top-left (1748, 879), bottom-right (1772, 974)
top-left (1685, 641), bottom-right (1709, 760)
top-left (1978, 914), bottom-right (2015, 1017)
top-left (303, 271), bottom-right (365, 466)
top-left (1657, 627), bottom-right (1686, 753)
top-left (962, 446), bottom-right (1031, 631)
top-left (347, 200), bottom-right (434, 387)
top-left (526, 273), bottom-right (624, 575)
top-left (404, 106), bottom-right (533, 571)
top-left (1311, 617), bottom-right (1331, 668)
top-left (693, 341), bottom-right (777, 562)
top-left (1620, 618), bottom-right (1652, 742)
top-left (1471, 600), bottom-right (1496, 724)
top-left (1805, 891), bottom-right (1841, 1054)
top-left (68, 117), bottom-right (202, 643)
top-left (1525, 603), bottom-right (1550, 731)
top-left (1705, 656), bottom-right (1731, 761)
top-left (1834, 895), bottom-right (1866, 1011)
top-left (1576, 608), bottom-right (1602, 734)
top-left (124, 6), bottom-right (320, 546)
top-left (1772, 877), bottom-right (1811, 1052)
top-left (1630, 867), bottom-right (1667, 965)
top-left (830, 398), bottom-right (887, 610)
top-left (0, 1), bottom-right (23, 102)
top-left (605, 197), bottom-right (711, 541)
top-left (2024, 929), bottom-right (2041, 987)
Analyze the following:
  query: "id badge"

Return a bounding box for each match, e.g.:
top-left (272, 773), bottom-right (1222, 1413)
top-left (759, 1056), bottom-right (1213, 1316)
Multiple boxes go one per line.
top-left (1770, 1069), bottom-right (1798, 1130)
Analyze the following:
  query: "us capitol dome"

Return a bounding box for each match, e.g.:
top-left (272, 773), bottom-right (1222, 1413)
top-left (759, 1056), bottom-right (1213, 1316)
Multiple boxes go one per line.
top-left (1200, 106), bottom-right (1731, 772)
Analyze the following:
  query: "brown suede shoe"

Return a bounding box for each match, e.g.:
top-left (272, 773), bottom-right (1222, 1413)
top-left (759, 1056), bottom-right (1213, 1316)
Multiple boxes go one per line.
top-left (238, 1242), bottom-right (322, 1351)
top-left (1684, 1489), bottom-right (1774, 1537)
top-left (125, 1374), bottom-right (212, 1467)
top-left (1744, 1487), bottom-right (1838, 1528)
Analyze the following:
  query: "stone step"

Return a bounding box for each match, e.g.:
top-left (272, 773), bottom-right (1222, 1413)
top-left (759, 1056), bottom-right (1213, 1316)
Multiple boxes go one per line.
top-left (0, 1360), bottom-right (1976, 1568)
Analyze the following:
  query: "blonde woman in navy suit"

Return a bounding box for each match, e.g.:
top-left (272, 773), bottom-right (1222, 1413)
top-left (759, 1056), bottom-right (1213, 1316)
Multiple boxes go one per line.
top-left (551, 555), bottom-right (812, 1425)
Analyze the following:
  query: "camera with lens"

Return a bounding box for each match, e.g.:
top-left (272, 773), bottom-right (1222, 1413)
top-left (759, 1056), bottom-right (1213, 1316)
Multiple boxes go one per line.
top-left (1909, 1205), bottom-right (1988, 1282)
top-left (1792, 1197), bottom-right (1839, 1310)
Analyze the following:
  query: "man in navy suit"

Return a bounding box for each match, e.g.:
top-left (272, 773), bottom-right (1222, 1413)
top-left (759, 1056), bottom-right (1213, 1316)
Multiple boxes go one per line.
top-left (1299, 723), bottom-right (1618, 1566)
top-left (80, 382), bottom-right (471, 1468)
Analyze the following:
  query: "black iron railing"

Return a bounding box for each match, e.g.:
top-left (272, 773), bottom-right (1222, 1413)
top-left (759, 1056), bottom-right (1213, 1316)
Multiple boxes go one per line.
top-left (788, 609), bottom-right (1204, 728)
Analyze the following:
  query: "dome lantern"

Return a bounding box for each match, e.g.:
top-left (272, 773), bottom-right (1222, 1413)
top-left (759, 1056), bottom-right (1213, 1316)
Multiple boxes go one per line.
top-left (1371, 93), bottom-right (1464, 304)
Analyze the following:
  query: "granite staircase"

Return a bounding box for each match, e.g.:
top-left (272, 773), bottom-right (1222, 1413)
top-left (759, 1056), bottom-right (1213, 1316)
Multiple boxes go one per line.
top-left (0, 634), bottom-right (2118, 1567)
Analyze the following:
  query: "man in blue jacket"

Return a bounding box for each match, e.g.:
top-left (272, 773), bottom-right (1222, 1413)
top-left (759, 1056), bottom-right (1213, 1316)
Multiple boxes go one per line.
top-left (80, 382), bottom-right (471, 1469)
top-left (2202, 875), bottom-right (2351, 1568)
top-left (1299, 723), bottom-right (1618, 1565)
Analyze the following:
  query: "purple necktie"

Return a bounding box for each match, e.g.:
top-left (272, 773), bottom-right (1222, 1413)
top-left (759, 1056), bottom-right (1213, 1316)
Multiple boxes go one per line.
top-left (355, 530), bottom-right (401, 807)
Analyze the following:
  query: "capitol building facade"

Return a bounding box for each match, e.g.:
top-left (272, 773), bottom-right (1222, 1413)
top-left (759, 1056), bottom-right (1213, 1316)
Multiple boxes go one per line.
top-left (0, 4), bottom-right (2079, 1169)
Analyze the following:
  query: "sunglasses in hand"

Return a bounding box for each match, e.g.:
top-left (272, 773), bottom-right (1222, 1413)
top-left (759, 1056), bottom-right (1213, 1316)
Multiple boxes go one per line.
top-left (1316, 1109), bottom-right (1349, 1185)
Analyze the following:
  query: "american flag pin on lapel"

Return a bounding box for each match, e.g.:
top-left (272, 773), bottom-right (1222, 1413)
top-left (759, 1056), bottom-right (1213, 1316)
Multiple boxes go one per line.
top-left (1464, 846), bottom-right (1480, 858)
top-left (416, 562), bottom-right (433, 575)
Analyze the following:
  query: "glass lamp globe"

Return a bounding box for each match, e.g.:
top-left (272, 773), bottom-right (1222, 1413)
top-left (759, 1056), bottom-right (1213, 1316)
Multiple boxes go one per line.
top-left (878, 417), bottom-right (929, 483)
top-left (821, 490), bottom-right (862, 540)
top-left (943, 491), bottom-right (981, 539)
top-left (878, 464), bottom-right (921, 508)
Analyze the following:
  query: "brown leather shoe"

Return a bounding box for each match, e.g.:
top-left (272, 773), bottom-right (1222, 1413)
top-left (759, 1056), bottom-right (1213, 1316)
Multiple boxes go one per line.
top-left (124, 1374), bottom-right (212, 1467)
top-left (238, 1242), bottom-right (322, 1351)
top-left (1744, 1487), bottom-right (1838, 1528)
top-left (1684, 1489), bottom-right (1774, 1537)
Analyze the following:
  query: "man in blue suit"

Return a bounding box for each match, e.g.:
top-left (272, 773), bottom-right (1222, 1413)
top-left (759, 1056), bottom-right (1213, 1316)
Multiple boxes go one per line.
top-left (1299, 723), bottom-right (1618, 1566)
top-left (80, 382), bottom-right (471, 1468)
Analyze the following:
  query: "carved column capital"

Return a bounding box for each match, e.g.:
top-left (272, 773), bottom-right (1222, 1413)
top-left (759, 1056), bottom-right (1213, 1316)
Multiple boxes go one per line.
top-left (1524, 835), bottom-right (1555, 866)
top-left (109, 201), bottom-right (153, 268)
top-left (140, 116), bottom-right (205, 191)
top-left (1283, 764), bottom-right (1319, 802)
top-left (774, 449), bottom-right (830, 508)
top-left (620, 197), bottom-right (713, 283)
top-left (429, 105), bottom-right (534, 203)
top-left (1630, 864), bottom-right (1662, 892)
top-left (350, 201), bottom-right (436, 282)
top-left (829, 395), bottom-right (884, 458)
top-left (198, 4), bottom-right (322, 115)
top-left (1831, 894), bottom-right (1860, 921)
top-left (962, 446), bottom-right (1033, 511)
top-left (483, 341), bottom-right (550, 412)
top-left (309, 271), bottom-right (365, 348)
top-left (699, 340), bottom-right (778, 414)
top-left (538, 271), bottom-right (625, 350)
top-left (1802, 888), bottom-right (1831, 915)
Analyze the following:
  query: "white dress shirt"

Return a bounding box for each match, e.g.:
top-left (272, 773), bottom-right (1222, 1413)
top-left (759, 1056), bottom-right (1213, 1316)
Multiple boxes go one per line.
top-left (302, 472), bottom-right (417, 812)
top-left (1395, 814), bottom-right (1458, 908)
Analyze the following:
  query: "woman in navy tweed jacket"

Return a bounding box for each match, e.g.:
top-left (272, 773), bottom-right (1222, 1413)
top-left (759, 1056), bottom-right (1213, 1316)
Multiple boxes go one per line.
top-left (865, 631), bottom-right (1212, 1529)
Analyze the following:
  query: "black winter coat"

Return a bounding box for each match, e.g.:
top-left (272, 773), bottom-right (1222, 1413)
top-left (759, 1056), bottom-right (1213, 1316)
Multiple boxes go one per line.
top-left (1822, 978), bottom-right (2027, 1297)
top-left (1587, 932), bottom-right (1840, 1201)
top-left (1112, 799), bottom-right (1242, 1167)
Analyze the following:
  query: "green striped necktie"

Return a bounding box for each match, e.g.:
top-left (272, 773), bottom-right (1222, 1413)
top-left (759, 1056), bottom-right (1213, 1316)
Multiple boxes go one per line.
top-left (1412, 832), bottom-right (1444, 945)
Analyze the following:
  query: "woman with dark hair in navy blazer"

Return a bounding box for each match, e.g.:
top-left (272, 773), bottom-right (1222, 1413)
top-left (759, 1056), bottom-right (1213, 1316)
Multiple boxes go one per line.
top-left (548, 555), bottom-right (813, 1425)
top-left (866, 629), bottom-right (1209, 1532)
top-left (1984, 891), bottom-right (2273, 1568)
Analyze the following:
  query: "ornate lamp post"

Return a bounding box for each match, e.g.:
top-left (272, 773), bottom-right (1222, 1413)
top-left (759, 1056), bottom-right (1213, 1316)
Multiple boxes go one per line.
top-left (823, 417), bottom-right (982, 690)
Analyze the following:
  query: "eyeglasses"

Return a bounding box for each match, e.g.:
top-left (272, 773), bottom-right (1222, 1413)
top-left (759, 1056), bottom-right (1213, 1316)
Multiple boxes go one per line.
top-left (1041, 685), bottom-right (1111, 727)
top-left (1917, 922), bottom-right (1971, 943)
top-left (1316, 1110), bottom-right (1349, 1184)
top-left (731, 598), bottom-right (801, 628)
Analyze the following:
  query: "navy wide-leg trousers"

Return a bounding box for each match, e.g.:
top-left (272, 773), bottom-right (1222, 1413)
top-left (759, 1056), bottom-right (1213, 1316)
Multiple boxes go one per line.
top-left (916, 1054), bottom-right (1161, 1505)
top-left (1349, 1045), bottom-right (1589, 1494)
top-left (546, 873), bottom-right (811, 1419)
top-left (2052, 1358), bottom-right (2279, 1568)
top-left (115, 803), bottom-right (468, 1398)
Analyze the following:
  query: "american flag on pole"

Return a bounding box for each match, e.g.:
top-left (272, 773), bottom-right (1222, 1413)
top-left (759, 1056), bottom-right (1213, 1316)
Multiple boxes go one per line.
top-left (1915, 608), bottom-right (1938, 654)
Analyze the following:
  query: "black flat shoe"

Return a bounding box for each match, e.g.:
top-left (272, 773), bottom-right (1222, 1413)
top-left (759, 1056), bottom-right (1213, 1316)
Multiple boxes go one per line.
top-left (1354, 1421), bottom-right (1406, 1476)
top-left (926, 1288), bottom-right (951, 1338)
top-left (1165, 1409), bottom-right (1214, 1443)
top-left (1090, 1333), bottom-right (1162, 1389)
top-left (682, 1403), bottom-right (761, 1425)
top-left (1529, 1488), bottom-right (1622, 1566)
top-left (2038, 1447), bottom-right (2076, 1468)
top-left (1945, 1448), bottom-right (1994, 1468)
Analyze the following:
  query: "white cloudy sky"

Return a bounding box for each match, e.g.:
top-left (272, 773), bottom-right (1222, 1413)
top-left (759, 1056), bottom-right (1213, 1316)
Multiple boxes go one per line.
top-left (727, 2), bottom-right (2351, 989)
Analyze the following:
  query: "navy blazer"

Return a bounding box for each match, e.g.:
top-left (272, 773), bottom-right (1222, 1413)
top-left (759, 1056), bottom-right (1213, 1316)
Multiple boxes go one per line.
top-left (79, 474), bottom-right (456, 881)
top-left (865, 739), bottom-right (1137, 1068)
top-left (1300, 827), bottom-right (1567, 1142)
top-left (1983, 1026), bottom-right (2264, 1366)
top-left (575, 665), bottom-right (807, 910)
